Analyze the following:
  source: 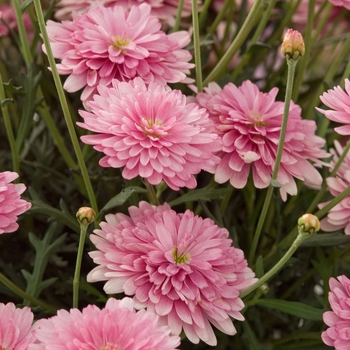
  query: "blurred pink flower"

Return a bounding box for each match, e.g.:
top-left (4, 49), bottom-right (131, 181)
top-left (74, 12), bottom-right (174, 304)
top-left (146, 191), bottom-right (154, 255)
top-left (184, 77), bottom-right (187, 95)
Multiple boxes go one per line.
top-left (54, 0), bottom-right (195, 25)
top-left (318, 140), bottom-right (350, 234)
top-left (322, 275), bottom-right (350, 349)
top-left (0, 171), bottom-right (31, 234)
top-left (317, 79), bottom-right (350, 135)
top-left (29, 297), bottom-right (180, 349)
top-left (328, 0), bottom-right (350, 10)
top-left (45, 3), bottom-right (194, 104)
top-left (78, 77), bottom-right (221, 190)
top-left (87, 201), bottom-right (256, 346)
top-left (0, 3), bottom-right (32, 37)
top-left (196, 81), bottom-right (329, 200)
top-left (0, 302), bottom-right (36, 349)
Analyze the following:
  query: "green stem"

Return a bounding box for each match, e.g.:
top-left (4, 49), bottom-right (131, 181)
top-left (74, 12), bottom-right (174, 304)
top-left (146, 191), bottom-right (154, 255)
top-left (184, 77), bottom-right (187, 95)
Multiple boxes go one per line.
top-left (172, 0), bottom-right (184, 32)
top-left (192, 0), bottom-right (202, 92)
top-left (144, 179), bottom-right (160, 206)
top-left (33, 0), bottom-right (98, 215)
top-left (203, 0), bottom-right (264, 85)
top-left (73, 223), bottom-right (88, 308)
top-left (0, 272), bottom-right (57, 314)
top-left (248, 59), bottom-right (298, 264)
top-left (242, 229), bottom-right (309, 299)
top-left (0, 73), bottom-right (19, 174)
top-left (198, 0), bottom-right (213, 29)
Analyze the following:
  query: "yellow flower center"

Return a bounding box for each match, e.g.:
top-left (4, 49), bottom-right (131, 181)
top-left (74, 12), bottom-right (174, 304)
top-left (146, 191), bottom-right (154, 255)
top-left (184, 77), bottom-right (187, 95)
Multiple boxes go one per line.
top-left (101, 344), bottom-right (120, 350)
top-left (112, 36), bottom-right (131, 53)
top-left (249, 110), bottom-right (266, 127)
top-left (173, 247), bottom-right (190, 264)
top-left (141, 118), bottom-right (168, 139)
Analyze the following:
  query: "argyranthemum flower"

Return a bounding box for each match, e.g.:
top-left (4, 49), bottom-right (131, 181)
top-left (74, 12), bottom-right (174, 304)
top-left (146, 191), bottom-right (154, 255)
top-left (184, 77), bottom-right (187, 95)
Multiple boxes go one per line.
top-left (0, 302), bottom-right (36, 349)
top-left (87, 201), bottom-right (257, 346)
top-left (78, 77), bottom-right (221, 190)
top-left (0, 171), bottom-right (31, 234)
top-left (322, 275), bottom-right (350, 349)
top-left (54, 0), bottom-right (195, 26)
top-left (328, 0), bottom-right (350, 10)
top-left (196, 80), bottom-right (330, 200)
top-left (29, 297), bottom-right (180, 350)
top-left (45, 3), bottom-right (194, 104)
top-left (317, 79), bottom-right (350, 135)
top-left (318, 140), bottom-right (350, 234)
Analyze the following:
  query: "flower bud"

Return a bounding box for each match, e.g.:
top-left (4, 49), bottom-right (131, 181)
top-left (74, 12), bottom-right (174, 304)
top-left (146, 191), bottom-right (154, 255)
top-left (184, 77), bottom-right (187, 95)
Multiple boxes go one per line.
top-left (76, 207), bottom-right (96, 226)
top-left (281, 29), bottom-right (305, 60)
top-left (298, 213), bottom-right (320, 236)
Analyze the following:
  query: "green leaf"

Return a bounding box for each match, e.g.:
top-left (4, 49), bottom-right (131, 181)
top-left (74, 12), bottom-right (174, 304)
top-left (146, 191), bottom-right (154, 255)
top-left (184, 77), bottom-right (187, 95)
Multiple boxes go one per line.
top-left (254, 299), bottom-right (324, 320)
top-left (168, 187), bottom-right (228, 207)
top-left (301, 233), bottom-right (350, 247)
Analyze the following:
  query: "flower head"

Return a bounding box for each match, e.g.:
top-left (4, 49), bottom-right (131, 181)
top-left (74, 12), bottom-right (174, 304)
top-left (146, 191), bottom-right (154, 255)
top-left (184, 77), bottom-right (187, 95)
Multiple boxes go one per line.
top-left (78, 78), bottom-right (221, 190)
top-left (318, 140), bottom-right (350, 234)
top-left (0, 302), bottom-right (36, 349)
top-left (196, 80), bottom-right (329, 200)
top-left (45, 4), bottom-right (194, 104)
top-left (29, 297), bottom-right (180, 349)
top-left (281, 29), bottom-right (305, 60)
top-left (322, 275), bottom-right (350, 349)
top-left (317, 79), bottom-right (350, 135)
top-left (54, 0), bottom-right (195, 26)
top-left (0, 4), bottom-right (32, 37)
top-left (87, 201), bottom-right (256, 346)
top-left (0, 171), bottom-right (31, 234)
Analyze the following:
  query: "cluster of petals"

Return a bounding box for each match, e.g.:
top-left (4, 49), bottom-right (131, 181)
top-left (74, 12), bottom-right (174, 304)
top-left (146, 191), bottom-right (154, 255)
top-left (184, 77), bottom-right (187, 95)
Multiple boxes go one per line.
top-left (0, 171), bottom-right (31, 234)
top-left (0, 3), bottom-right (32, 37)
top-left (87, 201), bottom-right (257, 346)
top-left (318, 140), bottom-right (350, 234)
top-left (0, 302), bottom-right (36, 349)
top-left (54, 0), bottom-right (195, 25)
top-left (317, 79), bottom-right (350, 135)
top-left (29, 297), bottom-right (180, 349)
top-left (195, 80), bottom-right (330, 200)
top-left (45, 3), bottom-right (194, 104)
top-left (322, 275), bottom-right (350, 349)
top-left (328, 0), bottom-right (350, 10)
top-left (78, 77), bottom-right (221, 190)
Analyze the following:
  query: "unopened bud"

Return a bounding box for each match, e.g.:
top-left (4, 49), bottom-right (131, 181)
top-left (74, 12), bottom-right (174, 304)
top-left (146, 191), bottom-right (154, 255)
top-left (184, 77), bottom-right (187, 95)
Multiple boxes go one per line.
top-left (298, 213), bottom-right (320, 236)
top-left (281, 29), bottom-right (305, 60)
top-left (76, 207), bottom-right (96, 226)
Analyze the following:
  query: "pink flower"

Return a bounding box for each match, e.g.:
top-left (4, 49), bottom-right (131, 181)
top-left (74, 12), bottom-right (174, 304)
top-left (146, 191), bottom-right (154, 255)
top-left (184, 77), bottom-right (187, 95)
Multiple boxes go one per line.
top-left (45, 4), bottom-right (194, 104)
top-left (54, 0), bottom-right (195, 26)
top-left (78, 77), bottom-right (221, 190)
top-left (87, 201), bottom-right (257, 346)
top-left (29, 297), bottom-right (180, 349)
top-left (0, 171), bottom-right (31, 234)
top-left (328, 0), bottom-right (350, 10)
top-left (318, 140), bottom-right (350, 234)
top-left (0, 302), bottom-right (36, 349)
top-left (0, 4), bottom-right (32, 37)
top-left (317, 79), bottom-right (350, 135)
top-left (322, 275), bottom-right (350, 349)
top-left (196, 80), bottom-right (330, 200)
top-left (281, 29), bottom-right (305, 60)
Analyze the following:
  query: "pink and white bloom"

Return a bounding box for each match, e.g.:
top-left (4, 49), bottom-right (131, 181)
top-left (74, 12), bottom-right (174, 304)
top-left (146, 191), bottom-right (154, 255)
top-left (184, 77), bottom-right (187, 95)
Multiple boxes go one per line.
top-left (322, 275), bottom-right (350, 349)
top-left (29, 297), bottom-right (180, 349)
top-left (318, 140), bottom-right (350, 234)
top-left (45, 4), bottom-right (194, 104)
top-left (0, 171), bottom-right (31, 234)
top-left (54, 0), bottom-right (195, 26)
top-left (78, 77), bottom-right (221, 190)
top-left (0, 302), bottom-right (36, 349)
top-left (196, 80), bottom-right (330, 200)
top-left (317, 79), bottom-right (350, 135)
top-left (328, 0), bottom-right (350, 10)
top-left (87, 201), bottom-right (256, 346)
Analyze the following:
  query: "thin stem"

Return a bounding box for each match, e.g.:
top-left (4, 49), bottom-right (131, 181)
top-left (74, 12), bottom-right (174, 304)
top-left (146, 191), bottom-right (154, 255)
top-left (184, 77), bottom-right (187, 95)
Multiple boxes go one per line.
top-left (0, 272), bottom-right (57, 314)
top-left (203, 0), bottom-right (265, 85)
top-left (73, 223), bottom-right (88, 308)
top-left (0, 73), bottom-right (19, 174)
top-left (241, 230), bottom-right (309, 299)
top-left (33, 0), bottom-right (98, 215)
top-left (248, 59), bottom-right (298, 264)
top-left (198, 0), bottom-right (213, 29)
top-left (192, 0), bottom-right (203, 92)
top-left (172, 0), bottom-right (184, 32)
top-left (144, 179), bottom-right (160, 206)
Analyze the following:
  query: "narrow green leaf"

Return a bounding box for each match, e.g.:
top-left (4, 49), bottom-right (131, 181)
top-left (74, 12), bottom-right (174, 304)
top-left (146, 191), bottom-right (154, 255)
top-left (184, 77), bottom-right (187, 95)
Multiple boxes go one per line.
top-left (255, 299), bottom-right (323, 320)
top-left (301, 233), bottom-right (350, 247)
